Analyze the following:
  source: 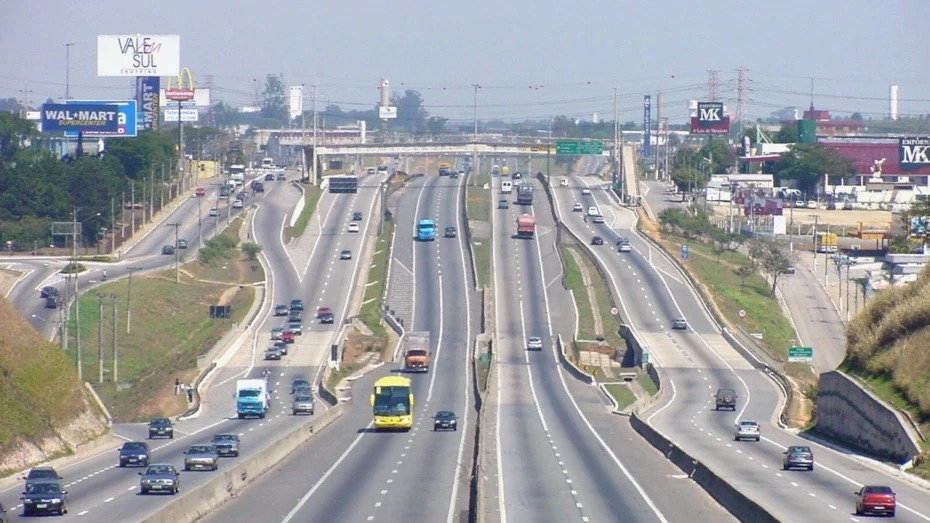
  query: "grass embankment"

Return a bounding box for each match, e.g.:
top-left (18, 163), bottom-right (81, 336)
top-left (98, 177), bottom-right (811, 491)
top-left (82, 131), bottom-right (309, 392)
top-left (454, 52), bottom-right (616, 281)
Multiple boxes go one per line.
top-left (284, 184), bottom-right (323, 243)
top-left (637, 373), bottom-right (659, 396)
top-left (67, 218), bottom-right (258, 422)
top-left (466, 173), bottom-right (492, 288)
top-left (359, 221), bottom-right (394, 339)
top-left (0, 297), bottom-right (85, 455)
top-left (560, 245), bottom-right (624, 348)
top-left (604, 383), bottom-right (636, 411)
top-left (844, 265), bottom-right (930, 465)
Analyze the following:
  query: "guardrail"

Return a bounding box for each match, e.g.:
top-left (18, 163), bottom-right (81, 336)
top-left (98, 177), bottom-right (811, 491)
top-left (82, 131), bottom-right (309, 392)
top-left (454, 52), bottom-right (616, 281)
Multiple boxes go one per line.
top-left (535, 173), bottom-right (568, 287)
top-left (139, 404), bottom-right (346, 523)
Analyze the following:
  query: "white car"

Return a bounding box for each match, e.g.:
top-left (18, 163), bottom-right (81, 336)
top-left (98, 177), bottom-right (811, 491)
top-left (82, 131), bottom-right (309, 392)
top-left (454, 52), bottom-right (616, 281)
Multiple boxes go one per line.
top-left (572, 202), bottom-right (583, 212)
top-left (581, 188), bottom-right (592, 195)
top-left (232, 199), bottom-right (243, 209)
top-left (208, 207), bottom-right (219, 217)
top-left (587, 206), bottom-right (599, 216)
top-left (618, 243), bottom-right (632, 253)
top-left (526, 337), bottom-right (543, 351)
top-left (559, 179), bottom-right (569, 187)
top-left (592, 215), bottom-right (605, 224)
top-left (735, 420), bottom-right (761, 442)
top-left (347, 223), bottom-right (360, 233)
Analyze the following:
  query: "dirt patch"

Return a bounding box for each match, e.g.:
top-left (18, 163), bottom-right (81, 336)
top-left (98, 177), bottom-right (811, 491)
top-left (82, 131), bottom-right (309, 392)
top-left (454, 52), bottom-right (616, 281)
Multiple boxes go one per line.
top-left (343, 327), bottom-right (386, 365)
top-left (0, 268), bottom-right (23, 297)
top-left (577, 342), bottom-right (617, 356)
top-left (217, 286), bottom-right (241, 307)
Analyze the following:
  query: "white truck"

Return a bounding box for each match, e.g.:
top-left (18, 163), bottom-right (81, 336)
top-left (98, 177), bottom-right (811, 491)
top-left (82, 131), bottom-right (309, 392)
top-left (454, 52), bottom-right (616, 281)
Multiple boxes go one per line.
top-left (235, 378), bottom-right (269, 419)
top-left (229, 164), bottom-right (246, 186)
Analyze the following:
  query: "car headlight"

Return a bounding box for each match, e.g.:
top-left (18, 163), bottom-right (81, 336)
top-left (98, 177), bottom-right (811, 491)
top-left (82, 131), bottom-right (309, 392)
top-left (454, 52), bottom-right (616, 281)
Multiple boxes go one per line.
top-left (139, 455), bottom-right (147, 459)
top-left (23, 499), bottom-right (33, 504)
top-left (51, 498), bottom-right (61, 503)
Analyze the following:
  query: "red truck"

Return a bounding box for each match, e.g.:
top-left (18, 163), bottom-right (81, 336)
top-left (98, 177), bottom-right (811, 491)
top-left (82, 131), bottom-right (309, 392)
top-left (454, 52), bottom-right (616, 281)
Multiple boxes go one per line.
top-left (516, 214), bottom-right (536, 239)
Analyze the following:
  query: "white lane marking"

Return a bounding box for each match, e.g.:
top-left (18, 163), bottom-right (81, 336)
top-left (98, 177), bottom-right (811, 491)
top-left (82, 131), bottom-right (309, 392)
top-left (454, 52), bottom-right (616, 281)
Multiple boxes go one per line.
top-left (281, 422), bottom-right (373, 522)
top-left (299, 193), bottom-right (338, 282)
top-left (425, 272), bottom-right (444, 403)
top-left (445, 173), bottom-right (473, 523)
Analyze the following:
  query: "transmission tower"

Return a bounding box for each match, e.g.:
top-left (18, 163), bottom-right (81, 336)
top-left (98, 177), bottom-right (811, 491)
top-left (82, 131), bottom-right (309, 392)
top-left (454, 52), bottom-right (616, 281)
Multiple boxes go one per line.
top-left (735, 67), bottom-right (748, 173)
top-left (204, 74), bottom-right (215, 127)
top-left (19, 81), bottom-right (33, 115)
top-left (707, 70), bottom-right (720, 101)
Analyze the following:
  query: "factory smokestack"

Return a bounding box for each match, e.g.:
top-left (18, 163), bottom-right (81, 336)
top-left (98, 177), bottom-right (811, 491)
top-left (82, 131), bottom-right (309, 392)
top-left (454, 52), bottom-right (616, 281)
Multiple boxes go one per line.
top-left (380, 78), bottom-right (390, 107)
top-left (890, 84), bottom-right (899, 121)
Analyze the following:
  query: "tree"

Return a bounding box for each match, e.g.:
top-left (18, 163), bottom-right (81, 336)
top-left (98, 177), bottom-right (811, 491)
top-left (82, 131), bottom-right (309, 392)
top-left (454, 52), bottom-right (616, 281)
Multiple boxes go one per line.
top-left (735, 265), bottom-right (755, 293)
top-left (388, 90), bottom-right (428, 133)
top-left (774, 125), bottom-right (798, 144)
top-left (748, 238), bottom-right (795, 296)
top-left (850, 112), bottom-right (864, 121)
top-left (426, 116), bottom-right (448, 137)
top-left (260, 74), bottom-right (288, 123)
top-left (774, 143), bottom-right (856, 194)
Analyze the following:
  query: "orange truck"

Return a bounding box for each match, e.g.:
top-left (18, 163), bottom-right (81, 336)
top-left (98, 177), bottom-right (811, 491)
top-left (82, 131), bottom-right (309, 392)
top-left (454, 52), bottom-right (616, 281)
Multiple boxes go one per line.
top-left (403, 332), bottom-right (431, 373)
top-left (516, 214), bottom-right (536, 239)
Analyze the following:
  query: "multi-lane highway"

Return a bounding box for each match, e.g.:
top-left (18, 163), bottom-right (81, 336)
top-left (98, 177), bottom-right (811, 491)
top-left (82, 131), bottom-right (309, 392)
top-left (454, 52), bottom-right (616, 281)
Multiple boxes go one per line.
top-left (0, 170), bottom-right (385, 521)
top-left (554, 172), bottom-right (930, 522)
top-left (201, 164), bottom-right (476, 522)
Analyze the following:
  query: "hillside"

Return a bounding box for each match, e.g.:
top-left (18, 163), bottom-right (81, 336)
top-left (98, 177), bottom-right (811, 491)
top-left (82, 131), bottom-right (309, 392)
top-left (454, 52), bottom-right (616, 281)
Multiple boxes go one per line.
top-left (0, 296), bottom-right (108, 473)
top-left (845, 264), bottom-right (930, 426)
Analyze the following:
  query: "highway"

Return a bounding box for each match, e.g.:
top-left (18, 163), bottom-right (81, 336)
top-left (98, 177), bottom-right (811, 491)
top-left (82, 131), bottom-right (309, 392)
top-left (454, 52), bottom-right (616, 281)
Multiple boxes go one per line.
top-left (491, 169), bottom-right (690, 523)
top-left (200, 163), bottom-right (476, 522)
top-left (554, 172), bottom-right (930, 522)
top-left (0, 170), bottom-right (385, 521)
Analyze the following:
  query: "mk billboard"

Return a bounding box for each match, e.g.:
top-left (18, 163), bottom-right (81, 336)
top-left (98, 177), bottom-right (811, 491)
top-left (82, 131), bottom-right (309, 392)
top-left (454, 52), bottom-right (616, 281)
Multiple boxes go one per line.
top-left (899, 137), bottom-right (930, 170)
top-left (690, 101), bottom-right (730, 135)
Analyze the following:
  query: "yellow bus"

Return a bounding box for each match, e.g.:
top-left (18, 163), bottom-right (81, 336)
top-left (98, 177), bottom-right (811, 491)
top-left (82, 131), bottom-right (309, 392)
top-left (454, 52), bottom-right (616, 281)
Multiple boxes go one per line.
top-left (370, 376), bottom-right (414, 430)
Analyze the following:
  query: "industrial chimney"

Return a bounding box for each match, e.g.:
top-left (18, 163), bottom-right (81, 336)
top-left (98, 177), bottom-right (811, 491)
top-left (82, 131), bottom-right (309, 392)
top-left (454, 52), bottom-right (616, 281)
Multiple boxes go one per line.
top-left (890, 84), bottom-right (899, 121)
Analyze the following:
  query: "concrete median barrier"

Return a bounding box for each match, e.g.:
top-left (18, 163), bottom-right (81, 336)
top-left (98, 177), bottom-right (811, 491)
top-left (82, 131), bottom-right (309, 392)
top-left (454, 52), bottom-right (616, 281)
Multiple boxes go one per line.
top-left (556, 334), bottom-right (593, 384)
top-left (139, 405), bottom-right (345, 523)
top-left (630, 413), bottom-right (778, 523)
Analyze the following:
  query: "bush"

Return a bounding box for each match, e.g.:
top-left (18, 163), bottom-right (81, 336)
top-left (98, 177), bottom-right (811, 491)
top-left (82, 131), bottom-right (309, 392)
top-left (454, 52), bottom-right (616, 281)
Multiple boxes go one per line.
top-left (61, 262), bottom-right (86, 274)
top-left (240, 242), bottom-right (262, 261)
top-left (198, 235), bottom-right (238, 266)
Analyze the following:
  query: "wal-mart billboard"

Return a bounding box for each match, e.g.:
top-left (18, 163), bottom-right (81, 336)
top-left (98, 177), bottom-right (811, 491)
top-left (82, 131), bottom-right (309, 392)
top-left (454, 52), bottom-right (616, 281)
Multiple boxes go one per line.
top-left (690, 102), bottom-right (730, 135)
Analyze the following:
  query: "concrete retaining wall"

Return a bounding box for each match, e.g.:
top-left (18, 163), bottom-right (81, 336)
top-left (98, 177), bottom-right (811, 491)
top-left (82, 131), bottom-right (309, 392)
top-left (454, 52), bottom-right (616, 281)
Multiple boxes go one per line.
top-left (139, 405), bottom-right (345, 523)
top-left (289, 184), bottom-right (306, 228)
top-left (556, 334), bottom-right (593, 384)
top-left (619, 324), bottom-right (645, 368)
top-left (815, 370), bottom-right (923, 463)
top-left (630, 413), bottom-right (779, 523)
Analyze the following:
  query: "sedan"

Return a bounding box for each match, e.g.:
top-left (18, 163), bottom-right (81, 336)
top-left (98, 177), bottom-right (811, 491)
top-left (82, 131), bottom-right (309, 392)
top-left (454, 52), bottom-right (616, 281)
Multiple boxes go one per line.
top-left (340, 249), bottom-right (352, 260)
top-left (277, 172), bottom-right (287, 181)
top-left (734, 420), bottom-right (761, 442)
top-left (591, 236), bottom-right (604, 246)
top-left (183, 444), bottom-right (219, 471)
top-left (176, 239), bottom-right (187, 249)
top-left (288, 310), bottom-right (302, 323)
top-left (270, 328), bottom-right (284, 341)
top-left (273, 341), bottom-right (289, 356)
top-left (264, 347), bottom-right (283, 361)
top-left (671, 318), bottom-right (688, 330)
top-left (618, 242), bottom-right (632, 253)
top-left (854, 485), bottom-right (896, 517)
top-left (347, 223), bottom-right (360, 233)
top-left (560, 179), bottom-right (569, 187)
top-left (139, 464), bottom-right (179, 495)
top-left (581, 188), bottom-right (592, 195)
top-left (526, 337), bottom-right (543, 351)
top-left (280, 331), bottom-right (296, 344)
top-left (118, 441), bottom-right (151, 468)
top-left (147, 418), bottom-right (174, 439)
top-left (291, 379), bottom-right (311, 394)
top-left (273, 304), bottom-right (289, 316)
top-left (232, 199), bottom-right (244, 209)
top-left (161, 245), bottom-right (175, 255)
top-left (210, 434), bottom-right (240, 457)
top-left (195, 187), bottom-right (206, 197)
top-left (572, 202), bottom-right (583, 212)
top-left (286, 322), bottom-right (303, 336)
top-left (40, 286), bottom-right (59, 299)
top-left (498, 199), bottom-right (510, 209)
top-left (433, 411), bottom-right (458, 431)
top-left (289, 299), bottom-right (304, 311)
top-left (444, 226), bottom-right (457, 238)
top-left (264, 173), bottom-right (275, 181)
top-left (20, 482), bottom-right (68, 516)
top-left (783, 445), bottom-right (814, 471)
top-left (209, 207), bottom-right (219, 217)
top-left (352, 211), bottom-right (363, 221)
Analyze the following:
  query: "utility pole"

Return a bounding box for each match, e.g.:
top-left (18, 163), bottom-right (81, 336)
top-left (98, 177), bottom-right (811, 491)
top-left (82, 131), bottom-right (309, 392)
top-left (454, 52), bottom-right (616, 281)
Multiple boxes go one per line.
top-left (311, 84), bottom-right (319, 186)
top-left (471, 84), bottom-right (481, 186)
top-left (64, 43), bottom-right (74, 100)
top-left (735, 67), bottom-right (748, 174)
top-left (167, 223), bottom-right (181, 283)
top-left (141, 175), bottom-right (147, 224)
top-left (810, 214), bottom-right (820, 271)
top-left (71, 208), bottom-right (82, 381)
top-left (613, 88), bottom-right (619, 190)
top-left (125, 266), bottom-right (142, 333)
top-left (150, 168), bottom-right (156, 219)
top-left (197, 195), bottom-right (203, 249)
top-left (111, 294), bottom-right (119, 383)
top-left (96, 294), bottom-right (105, 383)
top-left (130, 181), bottom-right (136, 235)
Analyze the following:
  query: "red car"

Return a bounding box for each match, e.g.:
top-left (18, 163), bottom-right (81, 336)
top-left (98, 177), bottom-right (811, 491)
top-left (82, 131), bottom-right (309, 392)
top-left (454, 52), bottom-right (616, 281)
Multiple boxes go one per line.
top-left (195, 187), bottom-right (206, 197)
top-left (855, 485), bottom-right (896, 517)
top-left (280, 331), bottom-right (295, 344)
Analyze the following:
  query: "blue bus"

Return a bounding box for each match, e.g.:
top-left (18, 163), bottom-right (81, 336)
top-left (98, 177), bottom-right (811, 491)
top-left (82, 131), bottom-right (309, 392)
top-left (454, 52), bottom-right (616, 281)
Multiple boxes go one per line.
top-left (417, 219), bottom-right (436, 241)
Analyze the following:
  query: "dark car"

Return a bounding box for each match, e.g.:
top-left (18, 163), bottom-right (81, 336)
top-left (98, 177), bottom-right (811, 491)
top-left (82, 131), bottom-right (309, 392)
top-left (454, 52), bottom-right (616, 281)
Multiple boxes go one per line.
top-left (714, 388), bottom-right (738, 411)
top-left (274, 304), bottom-right (289, 316)
top-left (498, 199), bottom-right (509, 209)
top-left (340, 249), bottom-right (352, 260)
top-left (288, 309), bottom-right (302, 322)
top-left (254, 182), bottom-right (265, 193)
top-left (45, 296), bottom-right (62, 309)
top-left (264, 173), bottom-right (275, 181)
top-left (317, 307), bottom-right (334, 324)
top-left (352, 211), bottom-right (363, 221)
top-left (289, 299), bottom-right (304, 311)
top-left (783, 445), bottom-right (814, 471)
top-left (20, 482), bottom-right (68, 516)
top-left (591, 236), bottom-right (604, 246)
top-left (118, 441), bottom-right (151, 468)
top-left (139, 464), bottom-right (179, 495)
top-left (22, 467), bottom-right (62, 489)
top-left (264, 347), bottom-right (283, 360)
top-left (236, 191), bottom-right (248, 201)
top-left (444, 226), bottom-right (457, 238)
top-left (210, 434), bottom-right (240, 457)
top-left (433, 411), bottom-right (458, 431)
top-left (161, 245), bottom-right (175, 255)
top-left (40, 286), bottom-right (59, 299)
top-left (855, 485), bottom-right (896, 517)
top-left (291, 379), bottom-right (311, 394)
top-left (273, 341), bottom-right (289, 356)
top-left (176, 239), bottom-right (188, 249)
top-left (148, 417), bottom-right (174, 439)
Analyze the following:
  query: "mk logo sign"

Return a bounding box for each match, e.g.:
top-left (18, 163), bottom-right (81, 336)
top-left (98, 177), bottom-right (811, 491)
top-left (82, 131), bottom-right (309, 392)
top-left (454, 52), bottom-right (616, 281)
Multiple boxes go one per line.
top-left (697, 102), bottom-right (724, 122)
top-left (900, 137), bottom-right (930, 166)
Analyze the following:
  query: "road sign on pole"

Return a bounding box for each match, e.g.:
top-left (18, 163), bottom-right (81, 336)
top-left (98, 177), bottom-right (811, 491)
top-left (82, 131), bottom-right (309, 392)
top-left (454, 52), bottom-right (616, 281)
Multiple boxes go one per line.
top-left (555, 141), bottom-right (604, 155)
top-left (788, 346), bottom-right (813, 363)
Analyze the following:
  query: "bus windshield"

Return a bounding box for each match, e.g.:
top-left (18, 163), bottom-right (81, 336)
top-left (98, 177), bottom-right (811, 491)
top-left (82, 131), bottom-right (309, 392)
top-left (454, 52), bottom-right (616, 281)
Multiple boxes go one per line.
top-left (229, 165), bottom-right (246, 175)
top-left (417, 221), bottom-right (434, 232)
top-left (372, 386), bottom-right (411, 416)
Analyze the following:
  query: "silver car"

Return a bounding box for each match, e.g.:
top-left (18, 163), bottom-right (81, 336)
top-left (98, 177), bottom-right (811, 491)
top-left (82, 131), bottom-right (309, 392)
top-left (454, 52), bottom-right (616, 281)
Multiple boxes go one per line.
top-left (735, 420), bottom-right (761, 442)
top-left (183, 444), bottom-right (219, 471)
top-left (292, 393), bottom-right (315, 415)
top-left (526, 336), bottom-right (543, 351)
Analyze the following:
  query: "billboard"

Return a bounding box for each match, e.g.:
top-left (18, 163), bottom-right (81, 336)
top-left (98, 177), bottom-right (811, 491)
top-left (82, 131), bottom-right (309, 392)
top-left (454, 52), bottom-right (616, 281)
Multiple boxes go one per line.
top-left (41, 103), bottom-right (120, 133)
top-left (899, 137), bottom-right (930, 170)
top-left (158, 88), bottom-right (210, 107)
top-left (289, 85), bottom-right (304, 120)
top-left (690, 101), bottom-right (731, 134)
top-left (64, 100), bottom-right (138, 137)
top-left (163, 107), bottom-right (199, 122)
top-left (379, 106), bottom-right (397, 119)
top-left (136, 77), bottom-right (160, 131)
top-left (97, 35), bottom-right (180, 77)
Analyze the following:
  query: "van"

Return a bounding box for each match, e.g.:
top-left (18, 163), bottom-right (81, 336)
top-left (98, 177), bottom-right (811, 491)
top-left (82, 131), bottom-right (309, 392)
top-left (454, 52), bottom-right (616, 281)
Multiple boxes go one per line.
top-left (501, 181), bottom-right (513, 194)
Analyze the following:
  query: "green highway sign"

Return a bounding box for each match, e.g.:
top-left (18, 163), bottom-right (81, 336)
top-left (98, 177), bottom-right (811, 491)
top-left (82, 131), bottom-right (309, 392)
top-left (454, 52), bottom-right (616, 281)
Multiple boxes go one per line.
top-left (556, 141), bottom-right (604, 155)
top-left (788, 346), bottom-right (813, 363)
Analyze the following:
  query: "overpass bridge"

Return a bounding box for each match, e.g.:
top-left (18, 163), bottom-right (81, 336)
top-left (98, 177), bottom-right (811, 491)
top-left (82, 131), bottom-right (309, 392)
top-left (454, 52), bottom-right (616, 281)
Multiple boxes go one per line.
top-left (307, 141), bottom-right (613, 158)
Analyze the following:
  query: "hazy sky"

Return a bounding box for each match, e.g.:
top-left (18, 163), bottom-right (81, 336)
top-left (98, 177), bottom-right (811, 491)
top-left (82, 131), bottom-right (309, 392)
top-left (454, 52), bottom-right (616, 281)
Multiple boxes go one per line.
top-left (2, 0), bottom-right (927, 124)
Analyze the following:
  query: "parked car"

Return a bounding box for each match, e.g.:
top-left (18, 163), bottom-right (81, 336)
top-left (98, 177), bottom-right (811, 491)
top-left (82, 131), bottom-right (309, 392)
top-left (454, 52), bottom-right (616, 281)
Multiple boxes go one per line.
top-left (139, 464), bottom-right (180, 495)
top-left (118, 441), bottom-right (151, 468)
